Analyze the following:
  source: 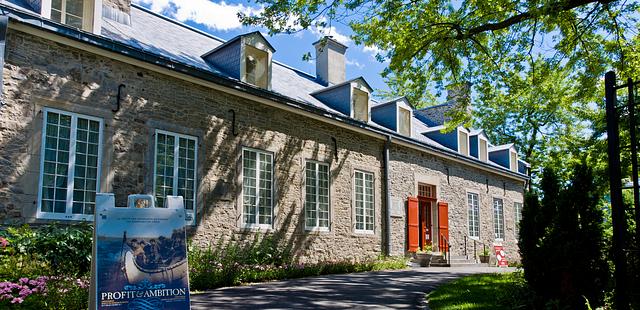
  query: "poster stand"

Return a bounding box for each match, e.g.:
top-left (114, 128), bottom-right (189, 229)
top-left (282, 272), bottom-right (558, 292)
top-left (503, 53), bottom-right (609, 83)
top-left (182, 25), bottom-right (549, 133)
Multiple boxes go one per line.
top-left (89, 193), bottom-right (191, 309)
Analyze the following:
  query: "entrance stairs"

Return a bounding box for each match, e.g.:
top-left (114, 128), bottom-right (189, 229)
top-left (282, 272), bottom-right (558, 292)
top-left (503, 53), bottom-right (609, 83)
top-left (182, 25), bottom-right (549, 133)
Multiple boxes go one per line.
top-left (429, 255), bottom-right (489, 268)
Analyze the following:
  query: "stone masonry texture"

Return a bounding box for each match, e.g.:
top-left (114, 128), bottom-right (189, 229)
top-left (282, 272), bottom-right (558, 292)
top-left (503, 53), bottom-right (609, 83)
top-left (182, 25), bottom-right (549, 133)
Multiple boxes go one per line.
top-left (0, 28), bottom-right (524, 263)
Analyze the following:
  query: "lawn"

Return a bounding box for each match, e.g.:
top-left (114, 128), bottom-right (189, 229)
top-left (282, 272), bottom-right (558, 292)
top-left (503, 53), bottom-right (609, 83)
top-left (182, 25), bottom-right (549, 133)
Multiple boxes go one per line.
top-left (427, 272), bottom-right (533, 310)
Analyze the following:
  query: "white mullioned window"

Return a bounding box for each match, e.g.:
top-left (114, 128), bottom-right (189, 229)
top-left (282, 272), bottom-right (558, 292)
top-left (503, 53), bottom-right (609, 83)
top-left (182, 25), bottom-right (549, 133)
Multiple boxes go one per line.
top-left (51, 0), bottom-right (91, 30)
top-left (493, 198), bottom-right (505, 240)
top-left (244, 45), bottom-right (269, 88)
top-left (37, 108), bottom-right (103, 220)
top-left (467, 192), bottom-right (480, 238)
top-left (242, 148), bottom-right (274, 228)
top-left (354, 170), bottom-right (374, 232)
top-left (515, 202), bottom-right (523, 237)
top-left (153, 130), bottom-right (197, 219)
top-left (305, 161), bottom-right (330, 230)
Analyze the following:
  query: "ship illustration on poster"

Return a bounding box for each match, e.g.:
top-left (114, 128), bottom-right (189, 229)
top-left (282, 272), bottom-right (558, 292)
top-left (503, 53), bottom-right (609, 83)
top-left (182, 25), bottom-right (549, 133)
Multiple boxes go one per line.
top-left (93, 194), bottom-right (191, 310)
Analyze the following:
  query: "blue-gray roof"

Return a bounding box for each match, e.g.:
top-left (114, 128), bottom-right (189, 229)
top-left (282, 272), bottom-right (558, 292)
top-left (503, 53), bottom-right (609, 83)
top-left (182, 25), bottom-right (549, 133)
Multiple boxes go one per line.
top-left (0, 2), bottom-right (527, 178)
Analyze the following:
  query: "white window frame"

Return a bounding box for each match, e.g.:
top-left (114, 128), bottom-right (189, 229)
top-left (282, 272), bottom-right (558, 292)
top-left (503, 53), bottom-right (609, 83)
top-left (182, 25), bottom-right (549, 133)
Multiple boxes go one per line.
top-left (352, 88), bottom-right (370, 122)
top-left (510, 150), bottom-right (518, 172)
top-left (478, 137), bottom-right (488, 162)
top-left (353, 169), bottom-right (375, 234)
top-left (467, 192), bottom-right (480, 239)
top-left (304, 160), bottom-right (331, 232)
top-left (514, 201), bottom-right (523, 237)
top-left (48, 0), bottom-right (94, 31)
top-left (458, 128), bottom-right (470, 156)
top-left (153, 129), bottom-right (198, 224)
top-left (493, 197), bottom-right (505, 240)
top-left (397, 106), bottom-right (412, 136)
top-left (241, 147), bottom-right (274, 229)
top-left (37, 108), bottom-right (103, 221)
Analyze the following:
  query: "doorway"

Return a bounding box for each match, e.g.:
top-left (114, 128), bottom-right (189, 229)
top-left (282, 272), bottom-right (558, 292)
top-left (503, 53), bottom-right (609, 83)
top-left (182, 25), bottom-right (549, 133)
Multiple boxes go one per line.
top-left (418, 183), bottom-right (438, 252)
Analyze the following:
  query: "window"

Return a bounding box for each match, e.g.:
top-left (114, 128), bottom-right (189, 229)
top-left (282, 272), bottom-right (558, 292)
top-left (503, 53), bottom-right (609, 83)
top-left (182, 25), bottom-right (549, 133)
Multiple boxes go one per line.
top-left (510, 151), bottom-right (518, 172)
top-left (515, 202), bottom-right (523, 237)
top-left (458, 131), bottom-right (469, 156)
top-left (418, 183), bottom-right (436, 199)
top-left (305, 161), bottom-right (330, 230)
top-left (352, 88), bottom-right (369, 122)
top-left (493, 198), bottom-right (505, 239)
top-left (242, 148), bottom-right (273, 227)
top-left (479, 139), bottom-right (488, 162)
top-left (154, 130), bottom-right (197, 217)
top-left (354, 170), bottom-right (374, 232)
top-left (468, 193), bottom-right (480, 238)
top-left (244, 45), bottom-right (269, 88)
top-left (51, 0), bottom-right (91, 30)
top-left (398, 107), bottom-right (411, 136)
top-left (38, 108), bottom-right (102, 220)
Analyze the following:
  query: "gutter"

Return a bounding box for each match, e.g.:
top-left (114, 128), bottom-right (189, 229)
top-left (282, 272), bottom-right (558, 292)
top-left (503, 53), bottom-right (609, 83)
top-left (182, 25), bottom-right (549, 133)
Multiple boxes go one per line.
top-left (0, 5), bottom-right (528, 183)
top-left (0, 14), bottom-right (8, 107)
top-left (383, 135), bottom-right (392, 256)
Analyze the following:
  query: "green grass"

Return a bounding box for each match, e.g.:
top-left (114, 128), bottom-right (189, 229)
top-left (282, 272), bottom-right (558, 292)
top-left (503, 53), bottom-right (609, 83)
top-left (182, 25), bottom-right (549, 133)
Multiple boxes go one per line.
top-left (427, 271), bottom-right (534, 310)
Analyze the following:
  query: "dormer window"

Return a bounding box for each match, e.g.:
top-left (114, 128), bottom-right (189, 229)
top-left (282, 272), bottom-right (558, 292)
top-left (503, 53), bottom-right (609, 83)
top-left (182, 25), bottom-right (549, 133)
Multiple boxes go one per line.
top-left (51, 0), bottom-right (92, 31)
top-left (398, 107), bottom-right (411, 136)
top-left (510, 151), bottom-right (518, 172)
top-left (479, 139), bottom-right (488, 161)
top-left (458, 130), bottom-right (469, 156)
top-left (244, 45), bottom-right (269, 88)
top-left (352, 88), bottom-right (369, 122)
top-left (202, 31), bottom-right (275, 90)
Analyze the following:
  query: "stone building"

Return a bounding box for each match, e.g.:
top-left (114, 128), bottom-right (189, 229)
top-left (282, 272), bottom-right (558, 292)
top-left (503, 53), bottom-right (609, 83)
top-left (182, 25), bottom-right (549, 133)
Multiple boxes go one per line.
top-left (0, 0), bottom-right (528, 263)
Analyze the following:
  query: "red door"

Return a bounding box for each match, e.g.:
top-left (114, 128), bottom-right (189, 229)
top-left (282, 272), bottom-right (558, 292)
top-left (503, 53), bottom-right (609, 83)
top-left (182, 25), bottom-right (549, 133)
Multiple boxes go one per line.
top-left (438, 202), bottom-right (449, 252)
top-left (419, 198), bottom-right (432, 248)
top-left (407, 197), bottom-right (419, 252)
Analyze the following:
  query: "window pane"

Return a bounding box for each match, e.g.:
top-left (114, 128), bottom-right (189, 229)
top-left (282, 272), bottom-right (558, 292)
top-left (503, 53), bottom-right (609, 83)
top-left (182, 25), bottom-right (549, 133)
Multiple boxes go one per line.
top-left (305, 162), bottom-right (330, 229)
top-left (66, 0), bottom-right (84, 17)
top-left (177, 137), bottom-right (197, 210)
top-left (468, 193), bottom-right (479, 238)
top-left (493, 198), bottom-right (504, 239)
top-left (155, 133), bottom-right (176, 209)
top-left (72, 116), bottom-right (100, 215)
top-left (355, 171), bottom-right (374, 231)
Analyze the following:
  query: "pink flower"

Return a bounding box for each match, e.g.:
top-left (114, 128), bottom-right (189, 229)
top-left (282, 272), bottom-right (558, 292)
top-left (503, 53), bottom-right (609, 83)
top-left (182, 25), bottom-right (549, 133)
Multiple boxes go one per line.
top-left (0, 237), bottom-right (8, 248)
top-left (11, 297), bottom-right (24, 304)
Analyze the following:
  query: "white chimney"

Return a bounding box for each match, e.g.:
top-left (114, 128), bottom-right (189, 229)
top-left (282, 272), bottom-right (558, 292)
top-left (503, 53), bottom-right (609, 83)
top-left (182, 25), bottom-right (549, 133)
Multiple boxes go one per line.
top-left (313, 36), bottom-right (347, 86)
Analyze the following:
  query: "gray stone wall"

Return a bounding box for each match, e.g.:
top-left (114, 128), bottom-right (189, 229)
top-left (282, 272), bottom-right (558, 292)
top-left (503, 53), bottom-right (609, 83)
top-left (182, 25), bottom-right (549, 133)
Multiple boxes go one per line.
top-left (388, 145), bottom-right (524, 263)
top-left (0, 29), bottom-right (384, 263)
top-left (0, 28), bottom-right (525, 264)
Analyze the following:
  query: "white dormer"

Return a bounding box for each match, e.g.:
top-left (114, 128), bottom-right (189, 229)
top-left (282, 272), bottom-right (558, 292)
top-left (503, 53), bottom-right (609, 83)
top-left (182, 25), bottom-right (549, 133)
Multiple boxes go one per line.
top-left (371, 97), bottom-right (413, 136)
top-left (203, 31), bottom-right (275, 90)
top-left (469, 129), bottom-right (490, 162)
top-left (311, 77), bottom-right (374, 123)
top-left (422, 126), bottom-right (470, 155)
top-left (488, 144), bottom-right (519, 172)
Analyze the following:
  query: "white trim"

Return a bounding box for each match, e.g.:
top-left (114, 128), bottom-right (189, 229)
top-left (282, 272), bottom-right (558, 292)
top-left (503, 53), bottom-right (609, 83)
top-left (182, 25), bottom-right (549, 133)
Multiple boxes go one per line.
top-left (152, 129), bottom-right (198, 225)
top-left (303, 160), bottom-right (331, 232)
top-left (353, 169), bottom-right (375, 234)
top-left (467, 191), bottom-right (480, 239)
top-left (396, 106), bottom-right (412, 136)
top-left (492, 197), bottom-right (505, 240)
top-left (240, 147), bottom-right (274, 229)
top-left (36, 107), bottom-right (103, 221)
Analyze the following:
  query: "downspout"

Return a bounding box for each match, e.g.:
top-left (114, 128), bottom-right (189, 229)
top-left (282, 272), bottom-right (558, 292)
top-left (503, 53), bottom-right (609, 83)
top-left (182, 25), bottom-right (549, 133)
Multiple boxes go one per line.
top-left (384, 135), bottom-right (392, 256)
top-left (0, 15), bottom-right (9, 108)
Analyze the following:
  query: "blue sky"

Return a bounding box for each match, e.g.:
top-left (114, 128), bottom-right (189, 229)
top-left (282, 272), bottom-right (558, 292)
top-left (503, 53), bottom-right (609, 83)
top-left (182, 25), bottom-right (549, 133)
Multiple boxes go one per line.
top-left (134, 0), bottom-right (390, 97)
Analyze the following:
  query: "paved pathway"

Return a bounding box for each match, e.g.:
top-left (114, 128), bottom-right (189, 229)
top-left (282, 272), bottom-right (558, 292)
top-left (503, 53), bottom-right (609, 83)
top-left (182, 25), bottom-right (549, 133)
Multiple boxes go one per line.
top-left (190, 266), bottom-right (515, 309)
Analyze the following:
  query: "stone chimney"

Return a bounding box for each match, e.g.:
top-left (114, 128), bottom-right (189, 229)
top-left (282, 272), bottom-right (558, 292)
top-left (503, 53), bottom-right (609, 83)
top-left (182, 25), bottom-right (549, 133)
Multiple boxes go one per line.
top-left (102, 0), bottom-right (132, 25)
top-left (415, 82), bottom-right (472, 126)
top-left (313, 36), bottom-right (347, 86)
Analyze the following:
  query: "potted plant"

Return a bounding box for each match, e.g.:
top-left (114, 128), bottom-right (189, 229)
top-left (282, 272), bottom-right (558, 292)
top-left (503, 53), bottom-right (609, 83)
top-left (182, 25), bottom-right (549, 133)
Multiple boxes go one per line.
top-left (415, 244), bottom-right (433, 267)
top-left (479, 247), bottom-right (490, 264)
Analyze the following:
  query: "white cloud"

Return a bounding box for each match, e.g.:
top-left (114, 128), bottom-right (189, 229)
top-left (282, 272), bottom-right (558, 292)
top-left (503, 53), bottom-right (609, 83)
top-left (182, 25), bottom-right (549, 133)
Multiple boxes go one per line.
top-left (345, 58), bottom-right (364, 69)
top-left (362, 45), bottom-right (382, 56)
top-left (309, 17), bottom-right (352, 46)
top-left (134, 0), bottom-right (262, 31)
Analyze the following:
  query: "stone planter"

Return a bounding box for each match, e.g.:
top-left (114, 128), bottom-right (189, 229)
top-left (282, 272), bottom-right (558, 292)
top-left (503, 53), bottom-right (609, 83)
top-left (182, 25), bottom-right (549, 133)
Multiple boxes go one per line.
top-left (416, 253), bottom-right (433, 267)
top-left (479, 254), bottom-right (490, 264)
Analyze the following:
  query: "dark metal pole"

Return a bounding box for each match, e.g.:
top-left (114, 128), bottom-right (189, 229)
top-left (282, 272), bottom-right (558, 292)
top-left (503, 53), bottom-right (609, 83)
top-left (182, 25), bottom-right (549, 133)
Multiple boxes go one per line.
top-left (605, 71), bottom-right (628, 310)
top-left (628, 78), bottom-right (640, 248)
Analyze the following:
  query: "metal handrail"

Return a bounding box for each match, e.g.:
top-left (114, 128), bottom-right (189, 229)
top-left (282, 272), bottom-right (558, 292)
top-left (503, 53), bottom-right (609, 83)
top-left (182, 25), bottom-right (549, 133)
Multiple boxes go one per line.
top-left (440, 234), bottom-right (451, 265)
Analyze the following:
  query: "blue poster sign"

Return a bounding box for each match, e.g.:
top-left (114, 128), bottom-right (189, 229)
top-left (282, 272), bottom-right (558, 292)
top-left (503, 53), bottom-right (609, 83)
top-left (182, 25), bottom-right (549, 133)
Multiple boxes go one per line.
top-left (91, 194), bottom-right (191, 309)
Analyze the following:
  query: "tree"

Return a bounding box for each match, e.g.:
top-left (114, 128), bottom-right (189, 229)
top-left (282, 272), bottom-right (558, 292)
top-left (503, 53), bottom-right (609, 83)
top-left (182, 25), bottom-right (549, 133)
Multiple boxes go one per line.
top-left (519, 164), bottom-right (608, 308)
top-left (241, 0), bottom-right (637, 181)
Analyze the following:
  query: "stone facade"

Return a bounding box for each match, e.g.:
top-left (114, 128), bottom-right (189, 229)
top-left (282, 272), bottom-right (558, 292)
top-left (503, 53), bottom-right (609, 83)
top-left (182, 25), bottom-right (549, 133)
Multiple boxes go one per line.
top-left (0, 24), bottom-right (525, 264)
top-left (0, 29), bottom-right (385, 263)
top-left (388, 144), bottom-right (523, 262)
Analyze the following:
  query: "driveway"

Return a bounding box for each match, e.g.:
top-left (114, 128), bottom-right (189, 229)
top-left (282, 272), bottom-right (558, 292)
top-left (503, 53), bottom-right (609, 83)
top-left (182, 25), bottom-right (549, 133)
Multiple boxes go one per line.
top-left (190, 266), bottom-right (515, 309)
